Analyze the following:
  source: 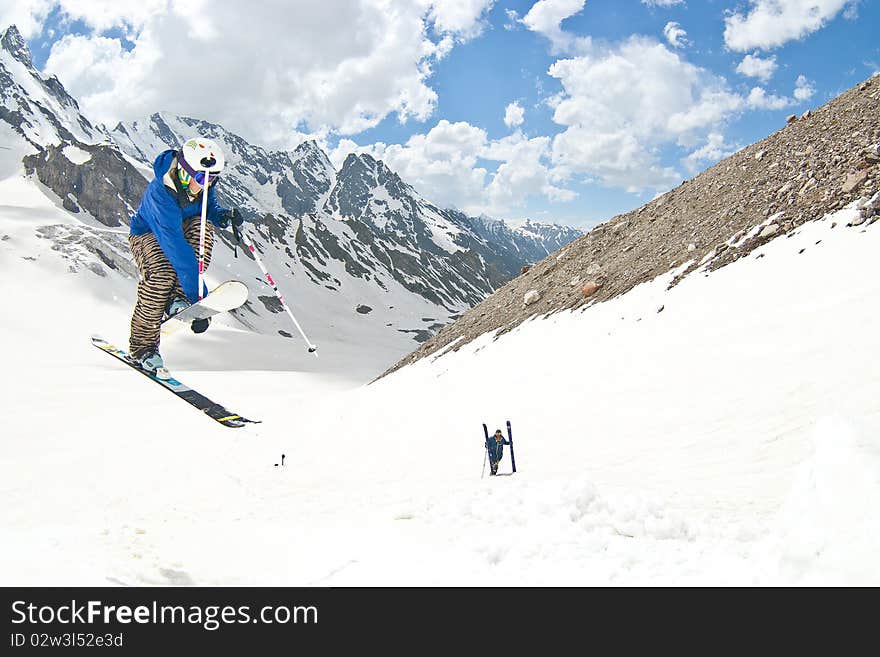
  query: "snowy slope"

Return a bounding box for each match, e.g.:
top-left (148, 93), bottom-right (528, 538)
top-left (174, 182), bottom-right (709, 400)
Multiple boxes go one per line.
top-left (2, 177), bottom-right (878, 585)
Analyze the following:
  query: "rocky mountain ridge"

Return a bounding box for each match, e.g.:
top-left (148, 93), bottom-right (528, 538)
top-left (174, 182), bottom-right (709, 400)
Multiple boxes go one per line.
top-left (109, 112), bottom-right (581, 311)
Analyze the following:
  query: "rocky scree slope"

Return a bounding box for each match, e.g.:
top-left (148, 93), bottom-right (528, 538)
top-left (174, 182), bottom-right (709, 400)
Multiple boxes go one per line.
top-left (385, 74), bottom-right (880, 375)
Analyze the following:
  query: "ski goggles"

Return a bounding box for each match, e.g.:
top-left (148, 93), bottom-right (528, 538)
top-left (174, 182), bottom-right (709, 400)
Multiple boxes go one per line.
top-left (178, 168), bottom-right (219, 187)
top-left (178, 154), bottom-right (221, 187)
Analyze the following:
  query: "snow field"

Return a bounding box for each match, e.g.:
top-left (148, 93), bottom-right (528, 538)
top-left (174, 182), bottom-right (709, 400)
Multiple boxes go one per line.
top-left (2, 175), bottom-right (879, 585)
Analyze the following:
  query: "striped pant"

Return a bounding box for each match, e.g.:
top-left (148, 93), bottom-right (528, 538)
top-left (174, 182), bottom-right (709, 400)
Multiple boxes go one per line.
top-left (129, 217), bottom-right (214, 358)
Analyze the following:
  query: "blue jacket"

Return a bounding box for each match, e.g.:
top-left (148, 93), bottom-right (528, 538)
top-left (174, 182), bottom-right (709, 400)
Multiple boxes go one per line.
top-left (130, 149), bottom-right (227, 302)
top-left (486, 435), bottom-right (509, 462)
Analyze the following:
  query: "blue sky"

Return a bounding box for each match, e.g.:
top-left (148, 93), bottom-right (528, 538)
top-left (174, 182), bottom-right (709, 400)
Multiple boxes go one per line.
top-left (6, 0), bottom-right (880, 228)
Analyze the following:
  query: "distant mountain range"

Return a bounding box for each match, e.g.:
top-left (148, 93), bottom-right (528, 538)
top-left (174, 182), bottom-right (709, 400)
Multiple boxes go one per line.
top-left (0, 24), bottom-right (581, 350)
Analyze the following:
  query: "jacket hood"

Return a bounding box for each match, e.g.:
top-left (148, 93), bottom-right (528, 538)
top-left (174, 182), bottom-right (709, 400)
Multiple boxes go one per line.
top-left (152, 149), bottom-right (177, 179)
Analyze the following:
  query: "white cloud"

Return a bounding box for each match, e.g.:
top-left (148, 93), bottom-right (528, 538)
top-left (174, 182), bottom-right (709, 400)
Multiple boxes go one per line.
top-left (739, 76), bottom-right (814, 111)
top-left (327, 138), bottom-right (361, 171)
top-left (32, 1), bottom-right (494, 147)
top-left (350, 120), bottom-right (490, 213)
top-left (504, 101), bottom-right (525, 128)
top-left (0, 0), bottom-right (55, 38)
top-left (547, 36), bottom-right (745, 191)
top-left (746, 86), bottom-right (792, 110)
top-left (682, 132), bottom-right (737, 173)
top-left (427, 0), bottom-right (496, 40)
top-left (57, 0), bottom-right (170, 34)
top-left (794, 74), bottom-right (816, 101)
top-left (520, 0), bottom-right (591, 54)
top-left (504, 9), bottom-right (520, 29)
top-left (736, 53), bottom-right (777, 82)
top-left (542, 92), bottom-right (565, 111)
top-left (338, 120), bottom-right (574, 215)
top-left (724, 0), bottom-right (855, 51)
top-left (552, 128), bottom-right (681, 192)
top-left (642, 0), bottom-right (684, 6)
top-left (663, 21), bottom-right (688, 48)
top-left (666, 88), bottom-right (744, 139)
top-left (484, 132), bottom-right (576, 208)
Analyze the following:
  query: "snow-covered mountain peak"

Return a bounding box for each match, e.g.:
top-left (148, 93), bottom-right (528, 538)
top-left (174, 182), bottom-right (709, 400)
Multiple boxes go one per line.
top-left (292, 139), bottom-right (326, 159)
top-left (341, 152), bottom-right (404, 185)
top-left (1, 25), bottom-right (33, 69)
top-left (329, 153), bottom-right (408, 221)
top-left (287, 139), bottom-right (335, 190)
top-left (0, 23), bottom-right (99, 149)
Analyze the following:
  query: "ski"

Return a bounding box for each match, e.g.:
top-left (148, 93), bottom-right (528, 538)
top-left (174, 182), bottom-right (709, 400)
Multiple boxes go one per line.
top-left (506, 420), bottom-right (517, 473)
top-left (161, 280), bottom-right (248, 337)
top-left (91, 335), bottom-right (260, 428)
top-left (482, 423), bottom-right (490, 478)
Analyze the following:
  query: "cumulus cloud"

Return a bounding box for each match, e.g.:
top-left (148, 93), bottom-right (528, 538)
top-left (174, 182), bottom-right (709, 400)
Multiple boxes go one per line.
top-left (724, 0), bottom-right (856, 51)
top-left (338, 120), bottom-right (574, 215)
top-left (31, 0), bottom-right (494, 147)
top-left (328, 11), bottom-right (816, 207)
top-left (794, 74), bottom-right (816, 101)
top-left (736, 53), bottom-right (778, 82)
top-left (484, 132), bottom-right (576, 207)
top-left (504, 101), bottom-right (525, 128)
top-left (682, 132), bottom-right (737, 173)
top-left (746, 86), bottom-right (792, 110)
top-left (663, 21), bottom-right (688, 48)
top-left (552, 128), bottom-right (681, 192)
top-left (520, 0), bottom-right (591, 54)
top-left (547, 36), bottom-right (746, 192)
top-left (427, 0), bottom-right (497, 40)
top-left (359, 120), bottom-right (490, 212)
top-left (0, 0), bottom-right (54, 38)
top-left (642, 0), bottom-right (684, 6)
top-left (739, 76), bottom-right (814, 110)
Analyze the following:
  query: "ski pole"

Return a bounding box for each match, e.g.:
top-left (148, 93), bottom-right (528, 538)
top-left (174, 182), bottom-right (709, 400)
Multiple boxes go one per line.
top-left (481, 423), bottom-right (489, 479)
top-left (197, 170), bottom-right (211, 301)
top-left (238, 226), bottom-right (317, 355)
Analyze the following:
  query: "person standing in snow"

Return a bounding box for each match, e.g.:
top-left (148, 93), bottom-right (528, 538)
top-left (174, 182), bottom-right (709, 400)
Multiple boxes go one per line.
top-left (486, 428), bottom-right (510, 475)
top-left (128, 137), bottom-right (243, 377)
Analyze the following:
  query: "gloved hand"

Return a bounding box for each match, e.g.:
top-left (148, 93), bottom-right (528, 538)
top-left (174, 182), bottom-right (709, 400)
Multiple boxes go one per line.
top-left (230, 208), bottom-right (244, 228)
top-left (216, 208), bottom-right (244, 229)
top-left (191, 317), bottom-right (211, 334)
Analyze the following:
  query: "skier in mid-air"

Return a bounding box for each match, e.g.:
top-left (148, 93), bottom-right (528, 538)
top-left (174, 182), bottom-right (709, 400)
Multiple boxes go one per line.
top-left (486, 428), bottom-right (511, 475)
top-left (127, 137), bottom-right (243, 376)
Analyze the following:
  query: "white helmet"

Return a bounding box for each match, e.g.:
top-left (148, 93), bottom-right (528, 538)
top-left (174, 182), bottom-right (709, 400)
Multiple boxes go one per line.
top-left (179, 137), bottom-right (225, 182)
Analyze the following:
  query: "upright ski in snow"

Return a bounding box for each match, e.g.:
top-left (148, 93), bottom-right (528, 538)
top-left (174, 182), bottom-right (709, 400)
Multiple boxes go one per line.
top-left (506, 420), bottom-right (517, 473)
top-left (482, 423), bottom-right (490, 478)
top-left (91, 335), bottom-right (259, 428)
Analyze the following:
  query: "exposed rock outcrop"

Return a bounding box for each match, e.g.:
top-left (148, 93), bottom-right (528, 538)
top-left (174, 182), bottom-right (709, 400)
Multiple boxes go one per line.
top-left (23, 143), bottom-right (147, 228)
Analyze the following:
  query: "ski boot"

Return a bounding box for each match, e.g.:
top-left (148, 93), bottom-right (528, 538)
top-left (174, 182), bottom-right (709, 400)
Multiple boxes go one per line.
top-left (137, 347), bottom-right (170, 380)
top-left (166, 296), bottom-right (190, 319)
